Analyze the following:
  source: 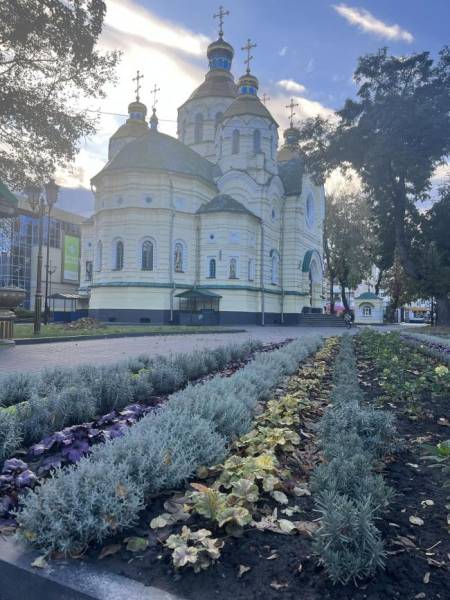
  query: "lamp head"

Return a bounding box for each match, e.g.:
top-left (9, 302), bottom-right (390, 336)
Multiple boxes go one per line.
top-left (44, 179), bottom-right (59, 208)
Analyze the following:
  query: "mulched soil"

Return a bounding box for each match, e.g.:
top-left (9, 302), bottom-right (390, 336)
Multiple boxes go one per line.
top-left (80, 339), bottom-right (450, 600)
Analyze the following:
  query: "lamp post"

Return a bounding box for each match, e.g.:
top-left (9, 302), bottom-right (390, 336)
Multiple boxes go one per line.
top-left (25, 180), bottom-right (59, 334)
top-left (43, 181), bottom-right (59, 324)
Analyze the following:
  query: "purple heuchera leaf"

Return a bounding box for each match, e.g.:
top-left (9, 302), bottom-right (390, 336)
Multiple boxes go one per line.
top-left (15, 470), bottom-right (38, 488)
top-left (105, 423), bottom-right (128, 440)
top-left (0, 517), bottom-right (17, 528)
top-left (38, 455), bottom-right (63, 475)
top-left (2, 459), bottom-right (28, 474)
top-left (61, 440), bottom-right (90, 463)
top-left (0, 474), bottom-right (14, 487)
top-left (96, 412), bottom-right (118, 426)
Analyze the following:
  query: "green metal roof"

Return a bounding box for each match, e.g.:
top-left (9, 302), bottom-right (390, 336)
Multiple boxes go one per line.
top-left (175, 289), bottom-right (222, 299)
top-left (0, 181), bottom-right (19, 207)
top-left (355, 292), bottom-right (380, 300)
top-left (93, 130), bottom-right (221, 186)
top-left (302, 249), bottom-right (322, 273)
top-left (197, 194), bottom-right (258, 218)
top-left (278, 158), bottom-right (304, 196)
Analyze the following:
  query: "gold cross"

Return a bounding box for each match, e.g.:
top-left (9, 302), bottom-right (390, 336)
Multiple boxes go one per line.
top-left (242, 38), bottom-right (257, 74)
top-left (286, 98), bottom-right (299, 127)
top-left (213, 5), bottom-right (230, 37)
top-left (151, 83), bottom-right (160, 110)
top-left (262, 93), bottom-right (271, 105)
top-left (132, 70), bottom-right (144, 102)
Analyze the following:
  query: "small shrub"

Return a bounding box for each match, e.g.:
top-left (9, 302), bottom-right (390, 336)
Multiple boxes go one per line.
top-left (0, 411), bottom-right (22, 461)
top-left (0, 372), bottom-right (34, 407)
top-left (313, 492), bottom-right (385, 584)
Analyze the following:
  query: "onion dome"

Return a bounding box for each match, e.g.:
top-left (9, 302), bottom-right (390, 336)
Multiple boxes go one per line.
top-left (182, 36), bottom-right (237, 104)
top-left (278, 125), bottom-right (304, 195)
top-left (222, 72), bottom-right (277, 124)
top-left (149, 107), bottom-right (158, 131)
top-left (110, 100), bottom-right (148, 142)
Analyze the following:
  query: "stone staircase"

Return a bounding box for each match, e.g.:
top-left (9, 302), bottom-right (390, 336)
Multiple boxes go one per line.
top-left (298, 313), bottom-right (348, 327)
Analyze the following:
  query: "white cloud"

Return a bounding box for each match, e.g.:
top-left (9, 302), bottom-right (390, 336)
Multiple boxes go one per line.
top-left (56, 0), bottom-right (209, 190)
top-left (277, 79), bottom-right (307, 94)
top-left (432, 162), bottom-right (450, 187)
top-left (278, 46), bottom-right (288, 57)
top-left (333, 4), bottom-right (414, 43)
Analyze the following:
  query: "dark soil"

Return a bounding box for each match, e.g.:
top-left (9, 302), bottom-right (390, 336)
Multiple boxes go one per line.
top-left (81, 340), bottom-right (450, 600)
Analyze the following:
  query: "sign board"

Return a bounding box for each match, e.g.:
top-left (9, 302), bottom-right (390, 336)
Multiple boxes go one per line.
top-left (62, 234), bottom-right (80, 283)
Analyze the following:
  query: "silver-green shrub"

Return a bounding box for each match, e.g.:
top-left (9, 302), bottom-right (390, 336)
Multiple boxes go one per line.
top-left (0, 411), bottom-right (22, 461)
top-left (18, 335), bottom-right (322, 553)
top-left (311, 334), bottom-right (395, 584)
top-left (0, 372), bottom-right (34, 407)
top-left (313, 492), bottom-right (385, 584)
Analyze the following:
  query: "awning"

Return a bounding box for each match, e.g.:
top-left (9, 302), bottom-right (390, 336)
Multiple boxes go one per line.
top-left (175, 289), bottom-right (222, 300)
top-left (49, 293), bottom-right (82, 300)
top-left (0, 181), bottom-right (19, 207)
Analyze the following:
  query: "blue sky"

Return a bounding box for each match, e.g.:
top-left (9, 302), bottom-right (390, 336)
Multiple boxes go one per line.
top-left (57, 0), bottom-right (450, 215)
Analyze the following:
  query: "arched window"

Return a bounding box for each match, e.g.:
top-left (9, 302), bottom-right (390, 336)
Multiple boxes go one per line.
top-left (174, 241), bottom-right (185, 273)
top-left (270, 249), bottom-right (279, 285)
top-left (362, 304), bottom-right (373, 317)
top-left (306, 193), bottom-right (315, 227)
top-left (181, 120), bottom-right (186, 143)
top-left (248, 258), bottom-right (255, 282)
top-left (114, 240), bottom-right (124, 270)
top-left (232, 129), bottom-right (240, 154)
top-left (214, 112), bottom-right (223, 131)
top-left (95, 240), bottom-right (102, 272)
top-left (253, 129), bottom-right (261, 153)
top-left (229, 257), bottom-right (238, 279)
top-left (208, 258), bottom-right (216, 278)
top-left (194, 113), bottom-right (203, 143)
top-left (141, 240), bottom-right (154, 271)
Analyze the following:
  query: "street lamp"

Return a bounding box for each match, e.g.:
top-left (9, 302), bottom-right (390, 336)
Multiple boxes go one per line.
top-left (25, 180), bottom-right (59, 334)
top-left (43, 180), bottom-right (59, 324)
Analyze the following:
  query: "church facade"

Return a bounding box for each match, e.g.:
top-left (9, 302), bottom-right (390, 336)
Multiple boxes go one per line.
top-left (80, 31), bottom-right (325, 325)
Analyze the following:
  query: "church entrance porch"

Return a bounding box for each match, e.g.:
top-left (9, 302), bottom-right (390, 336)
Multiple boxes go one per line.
top-left (176, 288), bottom-right (221, 325)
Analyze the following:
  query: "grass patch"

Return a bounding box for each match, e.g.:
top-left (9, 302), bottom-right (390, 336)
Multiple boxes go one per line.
top-left (404, 325), bottom-right (450, 339)
top-left (13, 323), bottom-right (237, 339)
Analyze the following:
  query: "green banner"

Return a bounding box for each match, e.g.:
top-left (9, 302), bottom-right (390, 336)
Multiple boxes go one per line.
top-left (62, 234), bottom-right (80, 282)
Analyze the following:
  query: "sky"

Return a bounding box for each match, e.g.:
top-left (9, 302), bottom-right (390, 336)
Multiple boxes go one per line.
top-left (57, 0), bottom-right (450, 215)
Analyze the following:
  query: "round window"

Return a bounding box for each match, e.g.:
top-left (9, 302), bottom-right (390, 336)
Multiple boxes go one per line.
top-left (306, 193), bottom-right (315, 227)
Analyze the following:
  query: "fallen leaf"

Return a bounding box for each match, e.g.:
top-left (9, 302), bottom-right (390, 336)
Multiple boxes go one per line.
top-left (293, 520), bottom-right (319, 537)
top-left (406, 463), bottom-right (419, 469)
top-left (270, 580), bottom-right (289, 590)
top-left (98, 544), bottom-right (122, 559)
top-left (437, 418), bottom-right (449, 426)
top-left (393, 535), bottom-right (417, 549)
top-left (267, 552), bottom-right (279, 560)
top-left (125, 536), bottom-right (148, 553)
top-left (272, 491), bottom-right (289, 505)
top-left (150, 515), bottom-right (168, 529)
top-left (293, 485), bottom-right (311, 497)
top-left (423, 571), bottom-right (430, 584)
top-left (190, 482), bottom-right (209, 492)
top-left (31, 556), bottom-right (47, 569)
top-left (115, 483), bottom-right (128, 499)
top-left (415, 594), bottom-right (426, 599)
top-left (297, 562), bottom-right (303, 573)
top-left (409, 516), bottom-right (424, 526)
top-left (421, 500), bottom-right (434, 508)
top-left (278, 519), bottom-right (296, 534)
top-left (238, 564), bottom-right (251, 578)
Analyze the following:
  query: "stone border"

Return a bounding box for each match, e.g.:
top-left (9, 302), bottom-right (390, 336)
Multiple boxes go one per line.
top-left (0, 536), bottom-right (183, 600)
top-left (14, 328), bottom-right (246, 345)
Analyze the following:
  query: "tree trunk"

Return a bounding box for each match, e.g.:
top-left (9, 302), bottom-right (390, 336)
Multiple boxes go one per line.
top-left (340, 283), bottom-right (349, 311)
top-left (393, 177), bottom-right (421, 281)
top-left (436, 293), bottom-right (450, 326)
top-left (374, 268), bottom-right (383, 296)
top-left (329, 279), bottom-right (335, 314)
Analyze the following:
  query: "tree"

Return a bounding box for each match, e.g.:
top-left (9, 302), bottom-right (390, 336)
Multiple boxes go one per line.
top-left (0, 0), bottom-right (120, 189)
top-left (418, 185), bottom-right (450, 323)
top-left (381, 255), bottom-right (417, 322)
top-left (324, 190), bottom-right (373, 311)
top-left (298, 47), bottom-right (450, 322)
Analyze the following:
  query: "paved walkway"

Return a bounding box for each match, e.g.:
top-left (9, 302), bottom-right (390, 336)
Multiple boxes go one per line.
top-left (0, 326), bottom-right (353, 374)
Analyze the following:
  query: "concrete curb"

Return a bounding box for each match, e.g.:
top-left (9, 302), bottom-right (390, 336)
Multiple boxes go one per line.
top-left (14, 328), bottom-right (246, 345)
top-left (0, 536), bottom-right (184, 600)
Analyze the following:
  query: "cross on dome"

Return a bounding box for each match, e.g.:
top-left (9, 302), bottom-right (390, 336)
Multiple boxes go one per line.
top-left (132, 70), bottom-right (144, 102)
top-left (262, 93), bottom-right (271, 105)
top-left (286, 98), bottom-right (299, 127)
top-left (241, 38), bottom-right (257, 74)
top-left (213, 5), bottom-right (230, 38)
top-left (150, 83), bottom-right (160, 111)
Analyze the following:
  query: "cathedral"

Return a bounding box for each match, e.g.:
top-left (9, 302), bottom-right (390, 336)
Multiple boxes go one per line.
top-left (80, 18), bottom-right (325, 325)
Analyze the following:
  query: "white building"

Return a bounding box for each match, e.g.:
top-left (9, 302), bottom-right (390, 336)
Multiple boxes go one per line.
top-left (80, 31), bottom-right (324, 325)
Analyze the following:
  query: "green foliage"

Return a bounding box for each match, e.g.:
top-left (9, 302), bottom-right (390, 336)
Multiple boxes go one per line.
top-left (313, 492), bottom-right (385, 584)
top-left (311, 334), bottom-right (395, 583)
top-left (0, 411), bottom-right (22, 462)
top-left (18, 336), bottom-right (322, 554)
top-left (0, 0), bottom-right (120, 188)
top-left (0, 341), bottom-right (260, 463)
top-left (165, 526), bottom-right (224, 572)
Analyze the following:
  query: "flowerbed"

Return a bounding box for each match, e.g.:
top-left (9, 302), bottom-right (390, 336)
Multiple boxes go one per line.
top-left (401, 331), bottom-right (450, 365)
top-left (0, 340), bottom-right (280, 528)
top-left (17, 335), bottom-right (323, 554)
